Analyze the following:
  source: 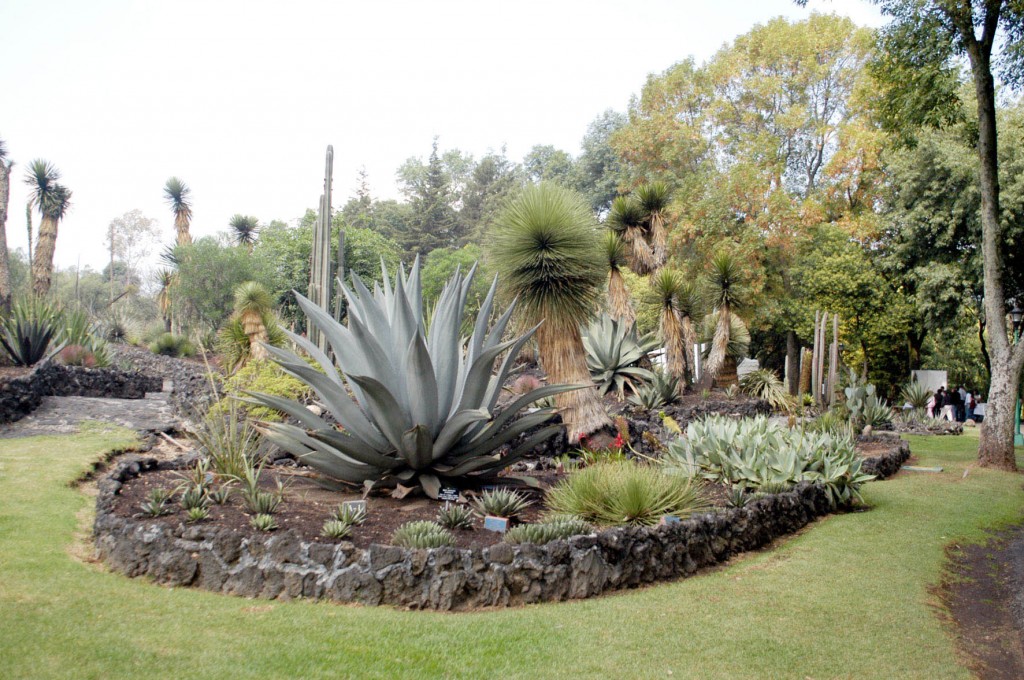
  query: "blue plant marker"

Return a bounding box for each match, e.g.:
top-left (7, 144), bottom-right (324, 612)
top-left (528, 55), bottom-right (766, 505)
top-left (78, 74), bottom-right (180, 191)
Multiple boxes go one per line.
top-left (660, 515), bottom-right (681, 526)
top-left (483, 516), bottom-right (509, 533)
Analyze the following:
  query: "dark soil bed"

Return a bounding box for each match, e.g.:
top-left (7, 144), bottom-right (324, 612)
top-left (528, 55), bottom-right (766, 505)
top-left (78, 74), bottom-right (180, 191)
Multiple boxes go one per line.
top-left (110, 461), bottom-right (733, 550)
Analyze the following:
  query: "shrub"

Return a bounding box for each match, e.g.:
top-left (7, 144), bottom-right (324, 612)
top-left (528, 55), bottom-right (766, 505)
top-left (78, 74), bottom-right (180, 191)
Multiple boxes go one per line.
top-left (57, 344), bottom-right (98, 368)
top-left (582, 314), bottom-right (657, 397)
top-left (58, 308), bottom-right (111, 367)
top-left (436, 503), bottom-right (475, 530)
top-left (545, 461), bottom-right (708, 527)
top-left (470, 488), bottom-right (533, 519)
top-left (178, 484), bottom-right (208, 511)
top-left (251, 260), bottom-right (574, 498)
top-left (212, 359), bottom-right (309, 423)
top-left (739, 368), bottom-right (789, 410)
top-left (0, 298), bottom-right (62, 366)
top-left (392, 521), bottom-right (455, 549)
top-left (504, 517), bottom-right (592, 545)
top-left (150, 333), bottom-right (195, 357)
top-left (665, 415), bottom-right (874, 507)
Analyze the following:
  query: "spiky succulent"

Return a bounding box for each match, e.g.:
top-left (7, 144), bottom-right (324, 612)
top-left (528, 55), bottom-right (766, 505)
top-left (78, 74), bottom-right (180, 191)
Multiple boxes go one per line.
top-left (628, 369), bottom-right (680, 410)
top-left (470, 488), bottom-right (533, 519)
top-left (321, 519), bottom-right (353, 539)
top-left (739, 369), bottom-right (789, 410)
top-left (0, 298), bottom-right (63, 366)
top-left (582, 314), bottom-right (657, 398)
top-left (392, 521), bottom-right (455, 549)
top-left (504, 517), bottom-right (592, 545)
top-left (251, 261), bottom-right (575, 498)
top-left (901, 380), bottom-right (931, 410)
top-left (436, 503), bottom-right (475, 530)
top-left (332, 503), bottom-right (368, 525)
top-left (250, 513), bottom-right (278, 531)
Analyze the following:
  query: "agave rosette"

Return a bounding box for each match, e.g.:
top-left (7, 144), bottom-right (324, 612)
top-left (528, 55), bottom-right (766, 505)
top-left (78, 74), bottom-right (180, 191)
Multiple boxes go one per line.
top-left (249, 260), bottom-right (575, 498)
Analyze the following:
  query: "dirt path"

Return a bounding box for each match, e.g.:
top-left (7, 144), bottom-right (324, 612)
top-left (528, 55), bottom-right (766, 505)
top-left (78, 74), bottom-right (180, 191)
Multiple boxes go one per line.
top-left (942, 524), bottom-right (1024, 679)
top-left (0, 390), bottom-right (178, 439)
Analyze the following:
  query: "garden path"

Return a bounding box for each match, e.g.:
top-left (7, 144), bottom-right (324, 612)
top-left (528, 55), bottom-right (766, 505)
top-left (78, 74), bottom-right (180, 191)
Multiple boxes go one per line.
top-left (0, 382), bottom-right (177, 439)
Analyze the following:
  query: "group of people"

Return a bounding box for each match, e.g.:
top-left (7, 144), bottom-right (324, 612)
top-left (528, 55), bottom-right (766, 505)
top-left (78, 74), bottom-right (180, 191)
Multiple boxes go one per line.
top-left (926, 385), bottom-right (977, 422)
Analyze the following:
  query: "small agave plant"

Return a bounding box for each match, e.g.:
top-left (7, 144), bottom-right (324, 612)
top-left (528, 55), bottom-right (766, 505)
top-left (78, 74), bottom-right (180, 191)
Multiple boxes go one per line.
top-left (250, 261), bottom-right (576, 498)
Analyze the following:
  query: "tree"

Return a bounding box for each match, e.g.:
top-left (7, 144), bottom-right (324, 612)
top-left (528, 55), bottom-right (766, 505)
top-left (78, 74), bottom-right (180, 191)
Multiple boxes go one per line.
top-left (703, 252), bottom-right (747, 387)
top-left (652, 270), bottom-right (687, 392)
top-left (0, 138), bottom-right (12, 311)
top-left (867, 0), bottom-right (1024, 468)
top-left (163, 177), bottom-right (193, 246)
top-left (24, 160), bottom-right (71, 297)
top-left (232, 281), bottom-right (273, 361)
top-left (106, 210), bottom-right (159, 296)
top-left (398, 139), bottom-right (459, 257)
top-left (602, 231), bottom-right (635, 325)
top-left (155, 269), bottom-right (173, 332)
top-left (575, 110), bottom-right (628, 213)
top-left (523, 145), bottom-right (576, 186)
top-left (460, 148), bottom-right (524, 242)
top-left (228, 214), bottom-right (260, 251)
top-left (493, 183), bottom-right (611, 439)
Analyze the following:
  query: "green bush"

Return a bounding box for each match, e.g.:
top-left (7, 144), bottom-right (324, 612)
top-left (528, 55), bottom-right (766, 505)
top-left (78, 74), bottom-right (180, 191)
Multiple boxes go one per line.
top-left (392, 521), bottom-right (455, 549)
top-left (545, 461), bottom-right (708, 527)
top-left (213, 360), bottom-right (309, 423)
top-left (664, 415), bottom-right (874, 507)
top-left (504, 517), bottom-right (592, 545)
top-left (150, 333), bottom-right (195, 357)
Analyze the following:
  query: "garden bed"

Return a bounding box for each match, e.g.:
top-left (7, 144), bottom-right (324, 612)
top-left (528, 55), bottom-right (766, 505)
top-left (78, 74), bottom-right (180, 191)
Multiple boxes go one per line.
top-left (94, 453), bottom-right (843, 611)
top-left (856, 434), bottom-right (912, 479)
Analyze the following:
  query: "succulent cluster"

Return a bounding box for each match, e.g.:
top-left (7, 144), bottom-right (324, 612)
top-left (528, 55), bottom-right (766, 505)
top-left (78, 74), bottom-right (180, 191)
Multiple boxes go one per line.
top-left (582, 314), bottom-right (657, 397)
top-left (504, 517), bottom-right (592, 545)
top-left (392, 521), bottom-right (455, 549)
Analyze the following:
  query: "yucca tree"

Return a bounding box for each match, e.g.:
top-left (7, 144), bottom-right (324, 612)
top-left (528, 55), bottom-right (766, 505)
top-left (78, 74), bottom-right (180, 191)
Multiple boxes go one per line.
top-left (607, 195), bottom-right (657, 275)
top-left (163, 177), bottom-right (193, 246)
top-left (602, 231), bottom-right (635, 325)
top-left (636, 182), bottom-right (670, 269)
top-left (24, 160), bottom-right (71, 297)
top-left (0, 138), bottom-right (12, 311)
top-left (653, 270), bottom-right (687, 393)
top-left (676, 279), bottom-right (701, 385)
top-left (155, 269), bottom-right (174, 332)
top-left (229, 214), bottom-right (260, 251)
top-left (703, 251), bottom-right (746, 386)
top-left (494, 183), bottom-right (611, 440)
top-left (233, 281), bottom-right (273, 361)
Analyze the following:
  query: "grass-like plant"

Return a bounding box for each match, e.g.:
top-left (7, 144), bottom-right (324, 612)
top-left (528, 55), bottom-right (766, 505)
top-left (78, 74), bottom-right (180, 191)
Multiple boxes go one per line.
top-left (492, 182), bottom-right (610, 440)
top-left (545, 461), bottom-right (708, 527)
top-left (470, 488), bottom-right (533, 519)
top-left (582, 314), bottom-right (657, 398)
top-left (150, 332), bottom-right (195, 358)
top-left (250, 513), bottom-right (278, 532)
top-left (321, 519), bottom-right (353, 539)
top-left (392, 521), bottom-right (455, 549)
top-left (193, 398), bottom-right (261, 480)
top-left (252, 260), bottom-right (573, 499)
top-left (739, 368), bottom-right (789, 411)
top-left (504, 517), bottom-right (592, 545)
top-left (436, 503), bottom-right (475, 530)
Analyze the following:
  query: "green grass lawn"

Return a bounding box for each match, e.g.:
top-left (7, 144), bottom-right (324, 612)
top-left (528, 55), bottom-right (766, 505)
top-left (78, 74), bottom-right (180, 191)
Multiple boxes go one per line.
top-left (1, 427), bottom-right (1022, 679)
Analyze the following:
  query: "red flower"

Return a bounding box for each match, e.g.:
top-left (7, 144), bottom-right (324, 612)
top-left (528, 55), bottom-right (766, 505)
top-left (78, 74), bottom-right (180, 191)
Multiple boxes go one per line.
top-left (613, 433), bottom-right (625, 449)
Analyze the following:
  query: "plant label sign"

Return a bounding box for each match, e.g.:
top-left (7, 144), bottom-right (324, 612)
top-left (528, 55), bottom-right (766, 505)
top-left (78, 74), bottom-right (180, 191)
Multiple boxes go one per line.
top-left (438, 487), bottom-right (460, 502)
top-left (660, 515), bottom-right (681, 526)
top-left (342, 500), bottom-right (367, 515)
top-left (483, 516), bottom-right (509, 533)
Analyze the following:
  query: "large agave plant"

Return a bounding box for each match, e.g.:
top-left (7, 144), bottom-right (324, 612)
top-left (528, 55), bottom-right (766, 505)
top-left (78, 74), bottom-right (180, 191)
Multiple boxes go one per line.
top-left (250, 261), bottom-right (576, 498)
top-left (0, 298), bottom-right (64, 366)
top-left (582, 314), bottom-right (657, 398)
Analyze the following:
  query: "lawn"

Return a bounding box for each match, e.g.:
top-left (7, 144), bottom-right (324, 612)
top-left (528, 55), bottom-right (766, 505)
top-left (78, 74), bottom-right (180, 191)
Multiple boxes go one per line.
top-left (0, 426), bottom-right (1021, 679)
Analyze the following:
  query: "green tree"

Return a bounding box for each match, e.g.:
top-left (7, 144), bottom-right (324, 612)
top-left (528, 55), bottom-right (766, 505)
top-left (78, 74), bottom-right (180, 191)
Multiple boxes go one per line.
top-left (398, 139), bottom-right (459, 257)
top-left (523, 145), bottom-right (576, 186)
top-left (24, 160), bottom-right (71, 298)
top-left (575, 110), bottom-right (628, 213)
top-left (106, 209), bottom-right (159, 295)
top-left (866, 0), bottom-right (1024, 467)
top-left (228, 214), bottom-right (260, 251)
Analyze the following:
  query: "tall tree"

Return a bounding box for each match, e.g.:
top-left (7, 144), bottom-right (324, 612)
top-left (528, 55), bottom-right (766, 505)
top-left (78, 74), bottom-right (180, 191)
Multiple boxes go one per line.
top-left (228, 214), bottom-right (260, 251)
top-left (401, 139), bottom-right (459, 257)
top-left (163, 177), bottom-right (193, 246)
top-left (0, 138), bottom-right (13, 311)
top-left (106, 209), bottom-right (159, 292)
top-left (866, 0), bottom-right (1024, 468)
top-left (24, 160), bottom-right (71, 297)
top-left (575, 110), bottom-right (628, 213)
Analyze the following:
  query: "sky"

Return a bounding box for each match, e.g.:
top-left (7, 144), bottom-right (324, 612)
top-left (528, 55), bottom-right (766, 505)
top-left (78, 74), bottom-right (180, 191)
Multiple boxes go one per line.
top-left (0, 0), bottom-right (884, 273)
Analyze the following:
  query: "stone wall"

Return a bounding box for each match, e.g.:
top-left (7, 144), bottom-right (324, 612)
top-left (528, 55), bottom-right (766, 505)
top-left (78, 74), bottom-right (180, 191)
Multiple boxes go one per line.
top-left (95, 455), bottom-right (838, 611)
top-left (109, 345), bottom-right (214, 418)
top-left (0, 363), bottom-right (163, 424)
top-left (859, 435), bottom-right (912, 480)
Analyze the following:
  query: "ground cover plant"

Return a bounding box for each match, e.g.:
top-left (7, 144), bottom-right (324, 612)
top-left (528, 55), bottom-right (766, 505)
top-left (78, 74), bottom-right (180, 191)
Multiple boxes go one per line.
top-left (2, 427), bottom-right (1021, 678)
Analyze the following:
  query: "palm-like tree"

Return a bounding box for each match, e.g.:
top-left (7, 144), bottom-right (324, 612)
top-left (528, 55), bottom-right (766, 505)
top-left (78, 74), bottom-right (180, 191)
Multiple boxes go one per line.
top-left (494, 183), bottom-right (611, 440)
top-left (155, 269), bottom-right (174, 332)
top-left (607, 195), bottom-right (657, 275)
top-left (653, 270), bottom-right (687, 393)
top-left (676, 279), bottom-right (701, 386)
top-left (163, 177), bottom-right (193, 246)
top-left (232, 281), bottom-right (274, 362)
top-left (636, 182), bottom-right (670, 270)
top-left (228, 214), bottom-right (260, 251)
top-left (703, 251), bottom-right (746, 386)
top-left (602, 231), bottom-right (635, 325)
top-left (24, 160), bottom-right (71, 297)
top-left (0, 138), bottom-right (13, 311)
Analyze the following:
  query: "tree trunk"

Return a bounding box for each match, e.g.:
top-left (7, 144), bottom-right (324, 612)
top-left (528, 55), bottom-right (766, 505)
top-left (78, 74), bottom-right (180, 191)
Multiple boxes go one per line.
top-left (175, 214), bottom-right (192, 246)
top-left (786, 330), bottom-right (799, 395)
top-left (31, 215), bottom-right (57, 297)
top-left (0, 162), bottom-right (12, 312)
top-left (714, 355), bottom-right (738, 389)
top-left (536, 315), bottom-right (610, 442)
top-left (964, 36), bottom-right (1024, 469)
top-left (607, 268), bottom-right (635, 326)
top-left (978, 314), bottom-right (991, 385)
top-left (661, 307), bottom-right (687, 393)
top-left (705, 306), bottom-right (731, 383)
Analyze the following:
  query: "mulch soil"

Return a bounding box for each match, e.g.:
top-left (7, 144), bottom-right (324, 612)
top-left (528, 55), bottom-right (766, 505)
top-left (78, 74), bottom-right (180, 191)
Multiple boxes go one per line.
top-left (0, 366), bottom-right (32, 385)
top-left (855, 439), bottom-right (902, 458)
top-left (112, 462), bottom-right (733, 550)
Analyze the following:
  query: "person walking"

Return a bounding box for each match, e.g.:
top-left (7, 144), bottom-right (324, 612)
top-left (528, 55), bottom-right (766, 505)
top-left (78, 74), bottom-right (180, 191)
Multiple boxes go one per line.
top-left (957, 385), bottom-right (968, 421)
top-left (941, 387), bottom-right (956, 421)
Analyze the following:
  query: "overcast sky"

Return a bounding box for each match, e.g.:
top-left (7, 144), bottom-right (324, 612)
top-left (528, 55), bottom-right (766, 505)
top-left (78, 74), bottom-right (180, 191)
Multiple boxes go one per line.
top-left (1, 0), bottom-right (884, 272)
